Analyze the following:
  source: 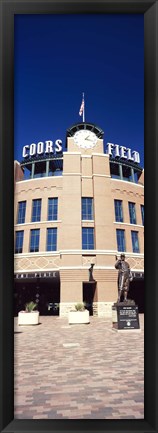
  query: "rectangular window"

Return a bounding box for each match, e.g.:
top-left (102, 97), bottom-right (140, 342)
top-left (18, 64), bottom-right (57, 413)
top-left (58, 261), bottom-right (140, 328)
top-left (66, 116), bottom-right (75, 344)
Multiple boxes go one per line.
top-left (110, 162), bottom-right (120, 179)
top-left (30, 229), bottom-right (40, 252)
top-left (15, 231), bottom-right (24, 253)
top-left (131, 231), bottom-right (139, 253)
top-left (31, 199), bottom-right (41, 222)
top-left (141, 204), bottom-right (144, 225)
top-left (48, 198), bottom-right (58, 221)
top-left (82, 198), bottom-right (93, 220)
top-left (34, 161), bottom-right (46, 178)
top-left (46, 228), bottom-right (57, 251)
top-left (114, 199), bottom-right (123, 222)
top-left (17, 201), bottom-right (26, 224)
top-left (82, 227), bottom-right (94, 250)
top-left (128, 202), bottom-right (137, 224)
top-left (116, 229), bottom-right (126, 252)
top-left (122, 165), bottom-right (132, 182)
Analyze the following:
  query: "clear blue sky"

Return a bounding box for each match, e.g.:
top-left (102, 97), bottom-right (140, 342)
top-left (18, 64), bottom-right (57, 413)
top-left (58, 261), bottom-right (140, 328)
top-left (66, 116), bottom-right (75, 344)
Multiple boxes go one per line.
top-left (14, 14), bottom-right (144, 167)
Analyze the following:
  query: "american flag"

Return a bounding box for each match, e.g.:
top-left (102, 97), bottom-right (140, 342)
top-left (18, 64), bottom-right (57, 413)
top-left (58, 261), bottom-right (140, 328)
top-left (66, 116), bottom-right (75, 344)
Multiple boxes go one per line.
top-left (79, 97), bottom-right (84, 116)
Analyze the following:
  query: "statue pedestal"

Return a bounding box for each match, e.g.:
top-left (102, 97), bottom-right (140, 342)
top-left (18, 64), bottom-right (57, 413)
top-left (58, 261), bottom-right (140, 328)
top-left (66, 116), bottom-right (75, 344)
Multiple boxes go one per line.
top-left (112, 301), bottom-right (140, 331)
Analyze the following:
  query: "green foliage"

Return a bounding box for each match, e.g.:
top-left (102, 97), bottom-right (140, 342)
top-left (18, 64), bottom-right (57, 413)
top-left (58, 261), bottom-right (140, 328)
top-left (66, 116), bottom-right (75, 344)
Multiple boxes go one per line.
top-left (25, 301), bottom-right (37, 312)
top-left (75, 302), bottom-right (85, 311)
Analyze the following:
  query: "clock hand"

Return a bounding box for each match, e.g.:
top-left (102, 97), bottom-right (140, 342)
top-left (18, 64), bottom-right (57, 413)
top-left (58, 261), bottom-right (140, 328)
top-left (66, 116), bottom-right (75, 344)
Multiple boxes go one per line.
top-left (85, 136), bottom-right (94, 141)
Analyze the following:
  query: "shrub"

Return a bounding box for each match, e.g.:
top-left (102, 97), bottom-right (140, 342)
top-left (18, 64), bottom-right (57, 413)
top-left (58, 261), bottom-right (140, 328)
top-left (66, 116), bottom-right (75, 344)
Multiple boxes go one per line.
top-left (75, 302), bottom-right (85, 311)
top-left (25, 301), bottom-right (37, 312)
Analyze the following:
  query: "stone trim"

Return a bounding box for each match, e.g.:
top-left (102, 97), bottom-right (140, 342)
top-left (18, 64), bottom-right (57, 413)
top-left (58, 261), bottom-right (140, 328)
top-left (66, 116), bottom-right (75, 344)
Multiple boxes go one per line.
top-left (97, 302), bottom-right (114, 318)
top-left (111, 178), bottom-right (144, 188)
top-left (59, 302), bottom-right (114, 318)
top-left (59, 303), bottom-right (76, 317)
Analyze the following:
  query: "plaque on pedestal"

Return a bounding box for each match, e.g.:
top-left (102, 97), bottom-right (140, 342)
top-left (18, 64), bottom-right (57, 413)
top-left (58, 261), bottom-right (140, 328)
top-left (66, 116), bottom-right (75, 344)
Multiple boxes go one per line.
top-left (112, 300), bottom-right (140, 330)
top-left (117, 304), bottom-right (140, 330)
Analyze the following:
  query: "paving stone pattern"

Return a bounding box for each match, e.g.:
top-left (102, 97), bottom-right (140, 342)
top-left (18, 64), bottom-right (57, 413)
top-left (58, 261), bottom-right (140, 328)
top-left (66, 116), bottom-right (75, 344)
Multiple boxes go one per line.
top-left (14, 315), bottom-right (144, 419)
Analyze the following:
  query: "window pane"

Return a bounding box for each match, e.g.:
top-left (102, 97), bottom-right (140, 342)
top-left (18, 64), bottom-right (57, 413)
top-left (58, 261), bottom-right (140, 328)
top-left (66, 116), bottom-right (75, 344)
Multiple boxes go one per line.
top-left (82, 227), bottom-right (94, 249)
top-left (82, 198), bottom-right (93, 220)
top-left (32, 199), bottom-right (41, 222)
top-left (34, 161), bottom-right (46, 178)
top-left (128, 202), bottom-right (137, 224)
top-left (17, 201), bottom-right (26, 224)
top-left (46, 228), bottom-right (57, 251)
top-left (30, 229), bottom-right (40, 252)
top-left (122, 165), bottom-right (132, 182)
top-left (15, 231), bottom-right (24, 253)
top-left (114, 200), bottom-right (123, 222)
top-left (131, 231), bottom-right (139, 253)
top-left (48, 198), bottom-right (58, 221)
top-left (110, 162), bottom-right (120, 179)
top-left (116, 229), bottom-right (126, 252)
top-left (141, 205), bottom-right (144, 225)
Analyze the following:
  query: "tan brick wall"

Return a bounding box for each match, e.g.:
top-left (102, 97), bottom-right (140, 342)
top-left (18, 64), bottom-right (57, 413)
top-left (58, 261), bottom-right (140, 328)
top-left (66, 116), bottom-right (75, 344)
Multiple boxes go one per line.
top-left (111, 178), bottom-right (144, 253)
top-left (14, 161), bottom-right (24, 185)
top-left (93, 175), bottom-right (116, 251)
top-left (92, 154), bottom-right (110, 176)
top-left (60, 281), bottom-right (82, 303)
top-left (81, 178), bottom-right (93, 197)
top-left (81, 156), bottom-right (92, 176)
top-left (138, 169), bottom-right (144, 185)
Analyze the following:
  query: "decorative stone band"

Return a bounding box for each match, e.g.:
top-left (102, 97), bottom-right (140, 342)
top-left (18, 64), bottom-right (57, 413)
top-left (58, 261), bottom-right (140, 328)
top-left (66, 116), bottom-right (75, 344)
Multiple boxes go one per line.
top-left (60, 302), bottom-right (114, 318)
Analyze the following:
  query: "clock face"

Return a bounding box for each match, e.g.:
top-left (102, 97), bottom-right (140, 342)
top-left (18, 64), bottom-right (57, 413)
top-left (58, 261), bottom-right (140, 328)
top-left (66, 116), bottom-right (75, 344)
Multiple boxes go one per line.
top-left (73, 129), bottom-right (98, 149)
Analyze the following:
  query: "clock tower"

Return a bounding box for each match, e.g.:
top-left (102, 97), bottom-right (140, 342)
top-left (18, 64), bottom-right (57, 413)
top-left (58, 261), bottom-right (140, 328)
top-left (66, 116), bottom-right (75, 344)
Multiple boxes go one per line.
top-left (66, 122), bottom-right (104, 154)
top-left (60, 121), bottom-right (113, 316)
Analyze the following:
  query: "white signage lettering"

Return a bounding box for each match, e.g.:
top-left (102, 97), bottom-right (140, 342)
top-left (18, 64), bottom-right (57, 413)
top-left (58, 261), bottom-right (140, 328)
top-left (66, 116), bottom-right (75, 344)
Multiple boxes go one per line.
top-left (120, 146), bottom-right (127, 159)
top-left (22, 145), bottom-right (29, 158)
top-left (45, 140), bottom-right (54, 153)
top-left (30, 143), bottom-right (36, 156)
top-left (37, 141), bottom-right (44, 154)
top-left (106, 143), bottom-right (140, 164)
top-left (107, 142), bottom-right (114, 155)
top-left (132, 151), bottom-right (140, 164)
top-left (127, 148), bottom-right (134, 161)
top-left (22, 139), bottom-right (63, 158)
top-left (114, 144), bottom-right (120, 157)
top-left (55, 139), bottom-right (62, 153)
top-left (22, 137), bottom-right (140, 165)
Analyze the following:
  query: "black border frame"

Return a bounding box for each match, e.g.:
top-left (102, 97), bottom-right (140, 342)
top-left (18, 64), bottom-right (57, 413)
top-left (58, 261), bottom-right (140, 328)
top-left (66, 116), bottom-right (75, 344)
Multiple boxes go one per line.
top-left (0, 1), bottom-right (158, 432)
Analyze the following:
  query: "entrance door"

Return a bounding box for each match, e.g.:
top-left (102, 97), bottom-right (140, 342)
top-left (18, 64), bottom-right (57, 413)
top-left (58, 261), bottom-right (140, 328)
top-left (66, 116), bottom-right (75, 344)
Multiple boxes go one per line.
top-left (128, 278), bottom-right (144, 313)
top-left (83, 282), bottom-right (97, 316)
top-left (14, 276), bottom-right (60, 316)
top-left (38, 279), bottom-right (60, 315)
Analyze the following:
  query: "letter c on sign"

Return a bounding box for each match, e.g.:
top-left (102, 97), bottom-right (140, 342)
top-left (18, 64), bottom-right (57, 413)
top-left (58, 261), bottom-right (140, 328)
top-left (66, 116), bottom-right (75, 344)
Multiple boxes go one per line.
top-left (22, 145), bottom-right (29, 158)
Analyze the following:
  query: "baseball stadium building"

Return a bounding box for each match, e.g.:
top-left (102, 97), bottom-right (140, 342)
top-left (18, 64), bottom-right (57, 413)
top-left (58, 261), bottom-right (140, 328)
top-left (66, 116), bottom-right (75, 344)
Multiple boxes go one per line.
top-left (14, 122), bottom-right (144, 317)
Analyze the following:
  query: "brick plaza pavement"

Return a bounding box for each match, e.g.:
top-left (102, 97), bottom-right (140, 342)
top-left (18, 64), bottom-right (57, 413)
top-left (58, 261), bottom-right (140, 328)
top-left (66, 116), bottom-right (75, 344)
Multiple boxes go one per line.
top-left (14, 314), bottom-right (144, 419)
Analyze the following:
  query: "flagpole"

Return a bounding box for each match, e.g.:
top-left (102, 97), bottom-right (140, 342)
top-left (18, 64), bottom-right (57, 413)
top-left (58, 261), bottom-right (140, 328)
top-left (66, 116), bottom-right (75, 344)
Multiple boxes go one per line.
top-left (83, 92), bottom-right (85, 122)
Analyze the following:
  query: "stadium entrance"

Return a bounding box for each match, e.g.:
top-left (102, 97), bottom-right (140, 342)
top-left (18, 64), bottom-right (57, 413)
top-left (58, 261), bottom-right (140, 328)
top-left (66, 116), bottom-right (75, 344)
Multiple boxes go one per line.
top-left (14, 272), bottom-right (60, 316)
top-left (83, 281), bottom-right (97, 316)
top-left (129, 272), bottom-right (144, 313)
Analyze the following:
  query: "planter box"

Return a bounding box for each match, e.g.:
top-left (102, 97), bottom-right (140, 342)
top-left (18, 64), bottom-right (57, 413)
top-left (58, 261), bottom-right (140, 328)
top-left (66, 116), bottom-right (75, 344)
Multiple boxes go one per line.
top-left (68, 310), bottom-right (90, 325)
top-left (18, 311), bottom-right (39, 325)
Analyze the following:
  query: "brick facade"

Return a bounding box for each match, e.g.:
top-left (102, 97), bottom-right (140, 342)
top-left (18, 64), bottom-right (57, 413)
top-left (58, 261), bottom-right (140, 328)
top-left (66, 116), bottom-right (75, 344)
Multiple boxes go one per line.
top-left (14, 132), bottom-right (144, 317)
